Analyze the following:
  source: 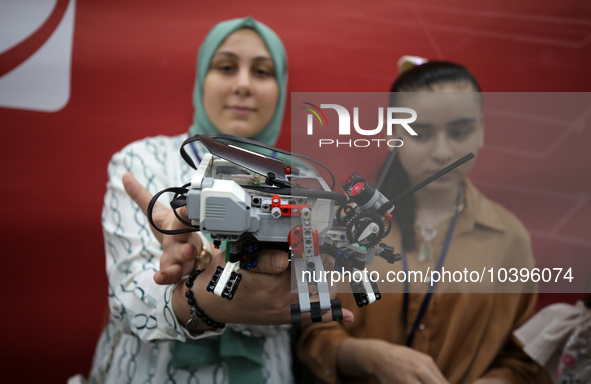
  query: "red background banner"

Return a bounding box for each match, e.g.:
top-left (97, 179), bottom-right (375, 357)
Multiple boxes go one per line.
top-left (0, 1), bottom-right (589, 382)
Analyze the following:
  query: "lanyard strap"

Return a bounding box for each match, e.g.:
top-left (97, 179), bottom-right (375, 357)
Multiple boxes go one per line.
top-left (402, 201), bottom-right (460, 347)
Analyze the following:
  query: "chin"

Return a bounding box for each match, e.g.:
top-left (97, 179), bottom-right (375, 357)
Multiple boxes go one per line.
top-left (222, 125), bottom-right (258, 138)
top-left (424, 178), bottom-right (461, 193)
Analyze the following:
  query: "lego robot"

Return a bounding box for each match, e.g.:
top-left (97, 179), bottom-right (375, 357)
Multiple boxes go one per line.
top-left (148, 133), bottom-right (474, 324)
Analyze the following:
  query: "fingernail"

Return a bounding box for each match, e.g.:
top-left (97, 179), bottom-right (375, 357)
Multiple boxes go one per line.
top-left (159, 272), bottom-right (165, 284)
top-left (272, 252), bottom-right (284, 271)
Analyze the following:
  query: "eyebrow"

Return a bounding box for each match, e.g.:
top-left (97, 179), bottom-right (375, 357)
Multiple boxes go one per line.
top-left (411, 117), bottom-right (477, 130)
top-left (446, 117), bottom-right (477, 127)
top-left (410, 122), bottom-right (433, 130)
top-left (212, 51), bottom-right (273, 62)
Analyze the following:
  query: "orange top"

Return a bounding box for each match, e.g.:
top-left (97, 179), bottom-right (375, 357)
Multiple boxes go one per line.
top-left (298, 180), bottom-right (544, 384)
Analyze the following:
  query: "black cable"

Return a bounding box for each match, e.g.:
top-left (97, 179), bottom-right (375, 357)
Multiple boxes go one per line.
top-left (171, 199), bottom-right (193, 228)
top-left (375, 138), bottom-right (401, 192)
top-left (180, 135), bottom-right (204, 170)
top-left (378, 153), bottom-right (475, 215)
top-left (169, 183), bottom-right (193, 227)
top-left (383, 219), bottom-right (392, 238)
top-left (147, 187), bottom-right (200, 235)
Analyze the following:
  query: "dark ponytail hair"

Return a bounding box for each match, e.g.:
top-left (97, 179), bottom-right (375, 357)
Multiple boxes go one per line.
top-left (381, 61), bottom-right (481, 251)
top-left (391, 61), bottom-right (481, 93)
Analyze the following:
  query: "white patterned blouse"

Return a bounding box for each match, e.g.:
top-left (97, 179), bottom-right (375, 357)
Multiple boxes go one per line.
top-left (88, 134), bottom-right (293, 384)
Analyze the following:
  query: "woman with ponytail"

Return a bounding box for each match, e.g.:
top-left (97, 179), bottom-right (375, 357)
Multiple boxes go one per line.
top-left (298, 57), bottom-right (542, 384)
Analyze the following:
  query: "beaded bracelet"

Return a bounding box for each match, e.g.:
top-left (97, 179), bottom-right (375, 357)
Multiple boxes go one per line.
top-left (184, 269), bottom-right (225, 331)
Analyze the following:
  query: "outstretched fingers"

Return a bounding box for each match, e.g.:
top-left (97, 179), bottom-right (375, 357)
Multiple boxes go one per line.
top-left (122, 172), bottom-right (165, 242)
top-left (122, 173), bottom-right (203, 286)
top-left (122, 172), bottom-right (154, 216)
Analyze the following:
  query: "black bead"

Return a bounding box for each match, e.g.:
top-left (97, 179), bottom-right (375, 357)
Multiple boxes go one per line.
top-left (183, 269), bottom-right (226, 331)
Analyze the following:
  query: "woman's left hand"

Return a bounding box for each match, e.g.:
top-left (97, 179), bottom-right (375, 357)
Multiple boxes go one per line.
top-left (122, 172), bottom-right (203, 284)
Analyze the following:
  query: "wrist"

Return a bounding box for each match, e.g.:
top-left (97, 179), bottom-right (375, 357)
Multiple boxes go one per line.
top-left (185, 270), bottom-right (225, 330)
top-left (338, 338), bottom-right (379, 378)
top-left (173, 270), bottom-right (225, 332)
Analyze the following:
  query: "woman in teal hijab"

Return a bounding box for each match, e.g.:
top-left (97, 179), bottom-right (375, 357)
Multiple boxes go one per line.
top-left (89, 17), bottom-right (299, 384)
top-left (170, 17), bottom-right (294, 384)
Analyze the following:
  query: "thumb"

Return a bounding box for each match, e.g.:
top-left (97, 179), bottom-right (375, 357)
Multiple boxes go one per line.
top-left (321, 307), bottom-right (354, 323)
top-left (252, 249), bottom-right (289, 274)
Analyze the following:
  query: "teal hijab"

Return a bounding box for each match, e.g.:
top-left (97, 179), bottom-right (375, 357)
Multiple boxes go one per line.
top-left (189, 16), bottom-right (288, 147)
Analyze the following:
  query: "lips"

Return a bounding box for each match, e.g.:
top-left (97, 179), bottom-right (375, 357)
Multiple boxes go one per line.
top-left (226, 106), bottom-right (255, 116)
top-left (427, 169), bottom-right (456, 180)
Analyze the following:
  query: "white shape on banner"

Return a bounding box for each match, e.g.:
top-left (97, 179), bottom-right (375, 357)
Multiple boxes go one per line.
top-left (0, 0), bottom-right (75, 112)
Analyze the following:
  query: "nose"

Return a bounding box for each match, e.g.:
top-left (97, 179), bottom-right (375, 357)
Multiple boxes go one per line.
top-left (233, 67), bottom-right (252, 97)
top-left (431, 132), bottom-right (453, 164)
